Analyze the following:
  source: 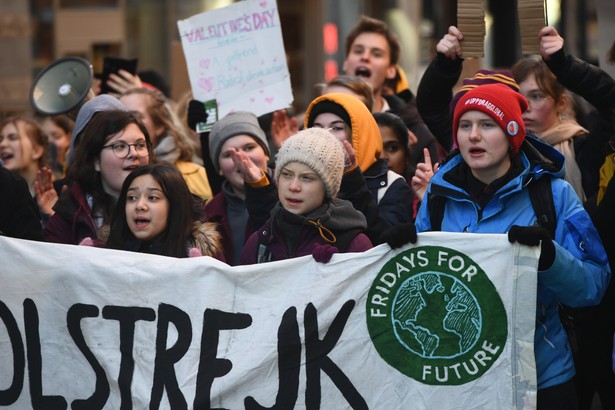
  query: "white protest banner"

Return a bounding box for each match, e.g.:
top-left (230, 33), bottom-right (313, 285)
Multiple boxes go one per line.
top-left (0, 232), bottom-right (538, 409)
top-left (177, 0), bottom-right (293, 118)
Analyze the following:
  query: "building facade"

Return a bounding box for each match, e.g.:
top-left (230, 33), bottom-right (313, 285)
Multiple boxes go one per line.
top-left (0, 0), bottom-right (606, 115)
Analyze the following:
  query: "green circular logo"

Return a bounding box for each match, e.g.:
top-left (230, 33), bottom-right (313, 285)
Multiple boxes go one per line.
top-left (367, 246), bottom-right (508, 385)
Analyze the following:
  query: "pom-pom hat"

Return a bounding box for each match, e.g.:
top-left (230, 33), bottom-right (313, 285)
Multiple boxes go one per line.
top-left (275, 128), bottom-right (344, 200)
top-left (453, 83), bottom-right (528, 156)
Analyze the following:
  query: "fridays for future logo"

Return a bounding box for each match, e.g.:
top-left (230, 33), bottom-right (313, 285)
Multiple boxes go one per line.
top-left (366, 246), bottom-right (508, 385)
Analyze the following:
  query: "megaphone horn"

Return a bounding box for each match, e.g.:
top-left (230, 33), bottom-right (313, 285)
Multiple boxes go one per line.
top-left (29, 56), bottom-right (94, 119)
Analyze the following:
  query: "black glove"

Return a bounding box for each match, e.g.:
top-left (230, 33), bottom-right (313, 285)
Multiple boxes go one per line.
top-left (508, 225), bottom-right (555, 270)
top-left (377, 223), bottom-right (417, 249)
top-left (312, 244), bottom-right (339, 263)
top-left (187, 100), bottom-right (208, 131)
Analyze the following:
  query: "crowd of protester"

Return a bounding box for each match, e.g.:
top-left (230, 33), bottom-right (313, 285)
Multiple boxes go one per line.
top-left (1, 14), bottom-right (614, 410)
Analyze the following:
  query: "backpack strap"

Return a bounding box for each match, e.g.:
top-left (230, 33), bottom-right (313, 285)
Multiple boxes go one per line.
top-left (527, 175), bottom-right (557, 239)
top-left (255, 220), bottom-right (273, 264)
top-left (427, 193), bottom-right (446, 232)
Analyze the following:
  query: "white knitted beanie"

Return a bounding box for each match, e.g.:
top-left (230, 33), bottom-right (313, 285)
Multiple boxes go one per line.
top-left (275, 128), bottom-right (344, 199)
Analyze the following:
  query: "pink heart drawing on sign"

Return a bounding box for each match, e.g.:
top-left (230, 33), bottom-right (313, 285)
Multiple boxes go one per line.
top-left (199, 59), bottom-right (210, 70)
top-left (259, 1), bottom-right (267, 7)
top-left (265, 97), bottom-right (274, 104)
top-left (198, 77), bottom-right (215, 92)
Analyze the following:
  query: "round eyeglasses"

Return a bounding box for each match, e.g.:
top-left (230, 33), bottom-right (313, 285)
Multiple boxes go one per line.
top-left (102, 141), bottom-right (151, 158)
top-left (525, 92), bottom-right (550, 110)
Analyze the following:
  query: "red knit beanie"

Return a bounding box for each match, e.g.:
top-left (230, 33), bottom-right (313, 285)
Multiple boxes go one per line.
top-left (453, 83), bottom-right (528, 156)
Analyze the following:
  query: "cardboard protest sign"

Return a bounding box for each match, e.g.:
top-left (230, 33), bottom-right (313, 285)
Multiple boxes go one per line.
top-left (457, 0), bottom-right (546, 57)
top-left (0, 233), bottom-right (538, 409)
top-left (518, 0), bottom-right (547, 55)
top-left (457, 0), bottom-right (486, 58)
top-left (177, 0), bottom-right (293, 119)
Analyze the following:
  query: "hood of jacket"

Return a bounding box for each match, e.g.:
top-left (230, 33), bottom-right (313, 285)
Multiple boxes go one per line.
top-left (431, 134), bottom-right (565, 198)
top-left (304, 93), bottom-right (382, 172)
top-left (272, 198), bottom-right (367, 237)
top-left (191, 221), bottom-right (223, 257)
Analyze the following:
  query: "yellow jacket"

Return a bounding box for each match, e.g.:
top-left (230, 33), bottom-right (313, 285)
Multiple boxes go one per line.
top-left (597, 153), bottom-right (615, 205)
top-left (176, 160), bottom-right (213, 202)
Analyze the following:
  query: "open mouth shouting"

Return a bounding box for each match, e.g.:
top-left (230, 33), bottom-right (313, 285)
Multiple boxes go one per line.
top-left (355, 66), bottom-right (372, 78)
top-left (0, 151), bottom-right (14, 165)
top-left (133, 216), bottom-right (151, 230)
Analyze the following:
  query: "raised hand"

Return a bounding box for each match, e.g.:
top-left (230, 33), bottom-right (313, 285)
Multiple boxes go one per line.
top-left (341, 140), bottom-right (358, 172)
top-left (106, 69), bottom-right (143, 95)
top-left (411, 148), bottom-right (439, 201)
top-left (187, 99), bottom-right (208, 131)
top-left (436, 26), bottom-right (464, 60)
top-left (270, 110), bottom-right (298, 149)
top-left (34, 167), bottom-right (58, 216)
top-left (230, 148), bottom-right (264, 183)
top-left (539, 26), bottom-right (564, 61)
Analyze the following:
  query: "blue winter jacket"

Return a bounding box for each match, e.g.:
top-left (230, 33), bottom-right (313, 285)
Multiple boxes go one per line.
top-left (415, 136), bottom-right (610, 389)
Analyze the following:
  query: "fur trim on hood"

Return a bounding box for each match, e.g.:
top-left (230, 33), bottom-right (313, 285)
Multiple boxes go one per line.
top-left (189, 221), bottom-right (223, 258)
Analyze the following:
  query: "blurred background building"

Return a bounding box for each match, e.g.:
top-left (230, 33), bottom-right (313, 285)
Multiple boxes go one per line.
top-left (1, 0), bottom-right (613, 114)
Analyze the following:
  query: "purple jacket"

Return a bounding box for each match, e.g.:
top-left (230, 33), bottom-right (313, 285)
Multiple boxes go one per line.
top-left (240, 200), bottom-right (372, 265)
top-left (44, 183), bottom-right (97, 245)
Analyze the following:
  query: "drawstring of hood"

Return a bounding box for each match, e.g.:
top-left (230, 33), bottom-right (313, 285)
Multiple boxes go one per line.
top-left (307, 219), bottom-right (337, 243)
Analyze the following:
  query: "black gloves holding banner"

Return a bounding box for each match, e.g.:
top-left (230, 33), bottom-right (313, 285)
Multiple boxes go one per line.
top-left (378, 223), bottom-right (418, 249)
top-left (508, 225), bottom-right (556, 271)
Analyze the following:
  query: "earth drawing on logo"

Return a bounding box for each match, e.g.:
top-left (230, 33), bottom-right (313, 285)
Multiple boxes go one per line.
top-left (392, 272), bottom-right (481, 359)
top-left (366, 245), bottom-right (508, 386)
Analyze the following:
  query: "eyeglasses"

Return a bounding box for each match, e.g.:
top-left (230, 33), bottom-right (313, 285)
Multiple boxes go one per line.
top-left (102, 141), bottom-right (151, 158)
top-left (525, 92), bottom-right (550, 110)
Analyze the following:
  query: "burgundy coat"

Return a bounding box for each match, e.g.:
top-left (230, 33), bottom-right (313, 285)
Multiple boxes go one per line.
top-left (44, 183), bottom-right (97, 245)
top-left (204, 192), bottom-right (257, 266)
top-left (240, 201), bottom-right (372, 265)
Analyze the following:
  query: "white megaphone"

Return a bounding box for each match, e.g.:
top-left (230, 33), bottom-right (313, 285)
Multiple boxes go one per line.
top-left (29, 56), bottom-right (94, 119)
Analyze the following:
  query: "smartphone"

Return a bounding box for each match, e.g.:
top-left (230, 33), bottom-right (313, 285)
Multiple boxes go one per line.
top-left (100, 57), bottom-right (138, 94)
